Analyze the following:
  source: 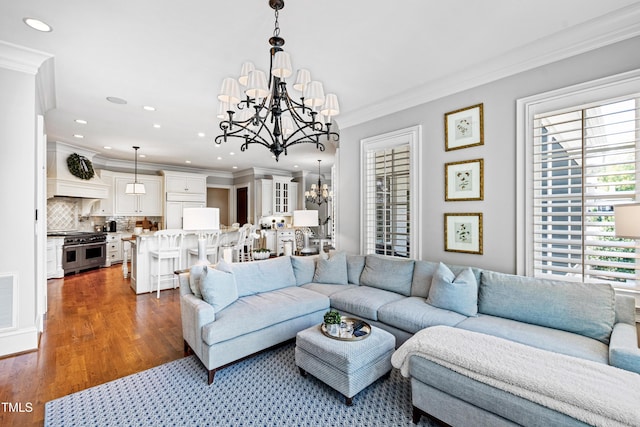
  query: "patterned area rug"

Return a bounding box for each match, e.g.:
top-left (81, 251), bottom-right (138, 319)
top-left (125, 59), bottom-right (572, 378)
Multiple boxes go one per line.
top-left (45, 343), bottom-right (437, 426)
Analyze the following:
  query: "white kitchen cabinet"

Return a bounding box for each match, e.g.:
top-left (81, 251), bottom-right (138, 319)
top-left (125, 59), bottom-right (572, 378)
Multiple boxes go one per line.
top-left (162, 171), bottom-right (207, 229)
top-left (114, 175), bottom-right (162, 216)
top-left (256, 176), bottom-right (298, 217)
top-left (46, 237), bottom-right (64, 279)
top-left (165, 201), bottom-right (205, 229)
top-left (256, 179), bottom-right (274, 217)
top-left (106, 232), bottom-right (124, 265)
top-left (93, 170), bottom-right (114, 216)
top-left (164, 173), bottom-right (207, 194)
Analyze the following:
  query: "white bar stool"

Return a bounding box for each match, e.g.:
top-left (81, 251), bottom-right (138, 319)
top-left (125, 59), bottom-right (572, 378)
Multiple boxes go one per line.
top-left (187, 230), bottom-right (221, 266)
top-left (149, 229), bottom-right (184, 298)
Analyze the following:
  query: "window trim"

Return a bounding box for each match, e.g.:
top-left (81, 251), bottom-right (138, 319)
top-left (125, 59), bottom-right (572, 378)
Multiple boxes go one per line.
top-left (360, 125), bottom-right (422, 259)
top-left (516, 68), bottom-right (640, 276)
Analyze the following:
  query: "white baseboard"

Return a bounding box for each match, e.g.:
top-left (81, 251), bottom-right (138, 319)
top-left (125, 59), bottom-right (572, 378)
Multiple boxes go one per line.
top-left (0, 327), bottom-right (38, 357)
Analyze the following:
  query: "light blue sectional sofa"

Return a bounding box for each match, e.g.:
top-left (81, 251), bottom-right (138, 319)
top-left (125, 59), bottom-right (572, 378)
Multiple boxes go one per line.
top-left (179, 252), bottom-right (640, 424)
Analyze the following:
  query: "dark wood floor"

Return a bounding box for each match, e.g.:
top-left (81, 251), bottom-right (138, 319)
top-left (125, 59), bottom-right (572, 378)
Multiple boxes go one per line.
top-left (0, 265), bottom-right (183, 427)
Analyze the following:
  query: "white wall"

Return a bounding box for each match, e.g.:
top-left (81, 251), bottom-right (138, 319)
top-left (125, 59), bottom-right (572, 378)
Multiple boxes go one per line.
top-left (337, 36), bottom-right (640, 274)
top-left (0, 43), bottom-right (51, 356)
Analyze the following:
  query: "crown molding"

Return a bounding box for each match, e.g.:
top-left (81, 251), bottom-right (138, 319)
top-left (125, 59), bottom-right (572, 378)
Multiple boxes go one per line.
top-left (0, 41), bottom-right (53, 75)
top-left (339, 3), bottom-right (640, 129)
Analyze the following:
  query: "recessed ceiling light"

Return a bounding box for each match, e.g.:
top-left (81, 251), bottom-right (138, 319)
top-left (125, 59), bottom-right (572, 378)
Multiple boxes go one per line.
top-left (143, 106), bottom-right (156, 111)
top-left (139, 154), bottom-right (146, 158)
top-left (23, 18), bottom-right (52, 32)
top-left (106, 96), bottom-right (127, 105)
top-left (153, 124), bottom-right (161, 128)
top-left (214, 144), bottom-right (220, 149)
top-left (271, 155), bottom-right (276, 159)
top-left (232, 166), bottom-right (238, 169)
top-left (217, 156), bottom-right (222, 160)
top-left (75, 119), bottom-right (87, 124)
top-left (230, 152), bottom-right (235, 156)
top-left (185, 160), bottom-right (192, 164)
top-left (294, 165), bottom-right (299, 168)
top-left (103, 146), bottom-right (112, 150)
top-left (73, 134), bottom-right (84, 139)
top-left (197, 132), bottom-right (205, 138)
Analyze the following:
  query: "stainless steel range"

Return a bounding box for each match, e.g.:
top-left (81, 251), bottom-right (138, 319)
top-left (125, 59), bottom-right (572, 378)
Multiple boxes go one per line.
top-left (48, 231), bottom-right (107, 275)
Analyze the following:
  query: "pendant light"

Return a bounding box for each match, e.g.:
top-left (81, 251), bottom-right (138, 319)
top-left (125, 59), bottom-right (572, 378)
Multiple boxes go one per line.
top-left (125, 146), bottom-right (146, 194)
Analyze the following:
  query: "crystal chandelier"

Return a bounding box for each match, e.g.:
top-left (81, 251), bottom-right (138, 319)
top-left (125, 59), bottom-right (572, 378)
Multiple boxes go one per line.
top-left (305, 160), bottom-right (332, 205)
top-left (215, 0), bottom-right (340, 161)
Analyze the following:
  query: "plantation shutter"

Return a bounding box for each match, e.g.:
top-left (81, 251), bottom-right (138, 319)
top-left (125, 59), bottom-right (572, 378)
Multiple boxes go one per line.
top-left (532, 96), bottom-right (640, 288)
top-left (363, 144), bottom-right (411, 257)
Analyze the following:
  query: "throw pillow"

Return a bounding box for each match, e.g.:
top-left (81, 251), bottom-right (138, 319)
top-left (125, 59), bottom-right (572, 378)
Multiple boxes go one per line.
top-left (199, 265), bottom-right (238, 313)
top-left (291, 255), bottom-right (317, 286)
top-left (189, 264), bottom-right (205, 298)
top-left (313, 251), bottom-right (348, 285)
top-left (426, 262), bottom-right (478, 317)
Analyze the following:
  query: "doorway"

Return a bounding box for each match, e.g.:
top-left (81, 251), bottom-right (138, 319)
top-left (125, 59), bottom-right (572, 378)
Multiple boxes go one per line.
top-left (236, 187), bottom-right (248, 225)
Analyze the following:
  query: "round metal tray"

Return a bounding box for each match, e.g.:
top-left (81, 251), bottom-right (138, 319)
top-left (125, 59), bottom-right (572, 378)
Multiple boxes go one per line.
top-left (320, 317), bottom-right (371, 341)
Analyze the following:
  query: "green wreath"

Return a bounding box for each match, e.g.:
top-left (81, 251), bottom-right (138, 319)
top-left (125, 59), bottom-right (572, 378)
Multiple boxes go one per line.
top-left (67, 153), bottom-right (95, 180)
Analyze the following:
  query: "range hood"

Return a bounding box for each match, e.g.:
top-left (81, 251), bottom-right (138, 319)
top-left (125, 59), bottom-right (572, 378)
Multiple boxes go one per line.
top-left (47, 141), bottom-right (109, 199)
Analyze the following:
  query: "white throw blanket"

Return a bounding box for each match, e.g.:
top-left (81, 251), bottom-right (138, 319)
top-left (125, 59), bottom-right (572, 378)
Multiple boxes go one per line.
top-left (391, 325), bottom-right (640, 427)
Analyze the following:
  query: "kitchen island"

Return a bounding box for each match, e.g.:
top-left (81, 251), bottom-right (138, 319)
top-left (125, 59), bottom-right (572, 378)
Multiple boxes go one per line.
top-left (128, 229), bottom-right (239, 294)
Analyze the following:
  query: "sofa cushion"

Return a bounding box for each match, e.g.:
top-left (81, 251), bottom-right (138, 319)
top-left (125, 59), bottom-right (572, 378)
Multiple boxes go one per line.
top-left (378, 296), bottom-right (467, 333)
top-left (313, 251), bottom-right (348, 285)
top-left (230, 256), bottom-right (297, 297)
top-left (202, 286), bottom-right (329, 345)
top-left (291, 255), bottom-right (317, 286)
top-left (456, 314), bottom-right (609, 364)
top-left (360, 255), bottom-right (414, 296)
top-left (199, 264), bottom-right (238, 313)
top-left (301, 283), bottom-right (359, 297)
top-left (330, 286), bottom-right (405, 321)
top-left (427, 263), bottom-right (478, 317)
top-left (479, 270), bottom-right (615, 344)
top-left (346, 255), bottom-right (365, 285)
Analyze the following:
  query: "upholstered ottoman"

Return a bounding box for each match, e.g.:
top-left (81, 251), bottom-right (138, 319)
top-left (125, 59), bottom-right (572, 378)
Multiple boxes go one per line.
top-left (295, 323), bottom-right (395, 405)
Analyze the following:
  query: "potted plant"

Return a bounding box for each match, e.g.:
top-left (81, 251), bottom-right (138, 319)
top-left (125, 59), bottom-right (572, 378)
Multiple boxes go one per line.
top-left (323, 309), bottom-right (341, 336)
top-left (253, 248), bottom-right (271, 260)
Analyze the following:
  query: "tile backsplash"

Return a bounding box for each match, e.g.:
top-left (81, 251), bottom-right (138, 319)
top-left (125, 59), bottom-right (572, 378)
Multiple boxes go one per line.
top-left (47, 197), bottom-right (161, 232)
top-left (47, 198), bottom-right (78, 231)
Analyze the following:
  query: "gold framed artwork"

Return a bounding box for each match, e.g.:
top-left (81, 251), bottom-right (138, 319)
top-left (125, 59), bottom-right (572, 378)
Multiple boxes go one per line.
top-left (445, 103), bottom-right (484, 151)
top-left (445, 158), bottom-right (484, 201)
top-left (444, 213), bottom-right (483, 254)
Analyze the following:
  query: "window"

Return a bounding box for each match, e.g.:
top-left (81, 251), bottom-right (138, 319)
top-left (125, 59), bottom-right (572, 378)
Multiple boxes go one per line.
top-left (519, 71), bottom-right (640, 293)
top-left (361, 126), bottom-right (421, 259)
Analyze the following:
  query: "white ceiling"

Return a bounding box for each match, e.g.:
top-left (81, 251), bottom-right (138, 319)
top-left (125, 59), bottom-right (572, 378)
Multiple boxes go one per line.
top-left (1, 0), bottom-right (640, 176)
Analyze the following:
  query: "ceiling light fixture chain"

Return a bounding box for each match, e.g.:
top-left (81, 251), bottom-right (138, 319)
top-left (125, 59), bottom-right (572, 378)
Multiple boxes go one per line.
top-left (215, 0), bottom-right (340, 161)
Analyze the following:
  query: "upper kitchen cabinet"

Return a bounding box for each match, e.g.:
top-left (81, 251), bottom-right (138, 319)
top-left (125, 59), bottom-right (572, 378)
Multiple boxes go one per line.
top-left (93, 170), bottom-right (114, 216)
top-left (162, 171), bottom-right (207, 200)
top-left (114, 175), bottom-right (162, 216)
top-left (256, 176), bottom-right (298, 217)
